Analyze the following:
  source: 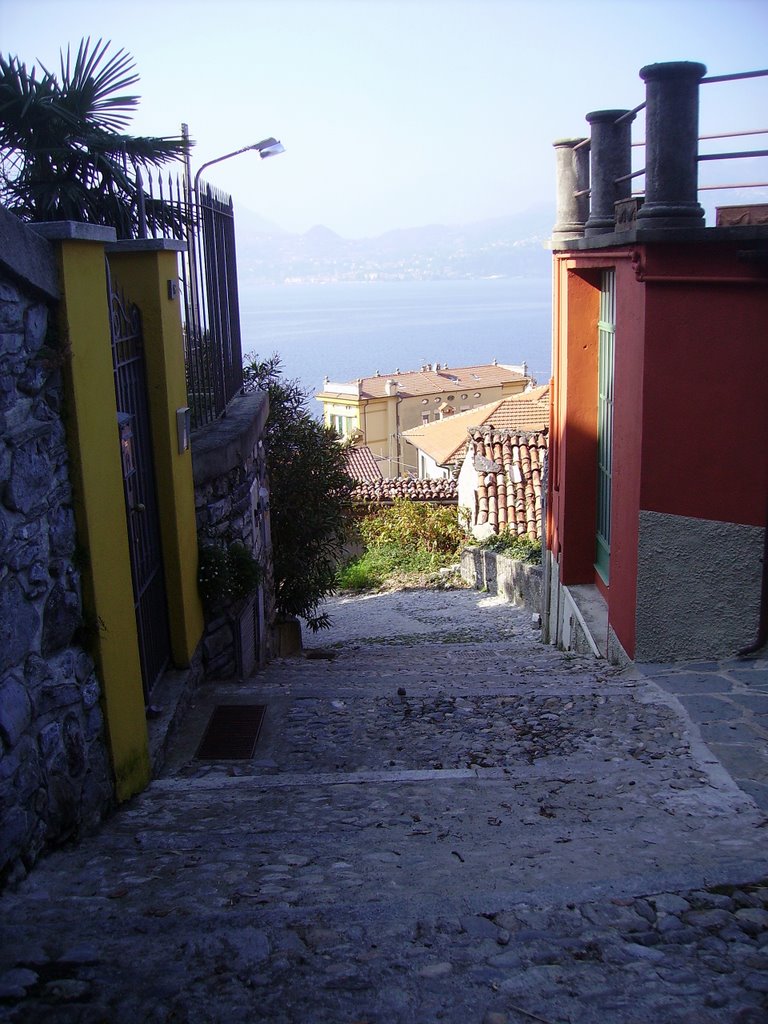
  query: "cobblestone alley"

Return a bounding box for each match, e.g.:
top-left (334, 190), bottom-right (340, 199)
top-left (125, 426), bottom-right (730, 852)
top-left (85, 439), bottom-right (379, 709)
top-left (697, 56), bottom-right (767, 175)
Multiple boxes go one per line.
top-left (1, 587), bottom-right (767, 1024)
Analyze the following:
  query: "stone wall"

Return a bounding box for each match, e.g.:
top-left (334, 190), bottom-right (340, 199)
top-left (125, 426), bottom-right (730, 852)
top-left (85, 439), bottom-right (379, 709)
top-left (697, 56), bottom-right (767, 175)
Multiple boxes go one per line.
top-left (461, 546), bottom-right (543, 618)
top-left (192, 391), bottom-right (274, 678)
top-left (0, 224), bottom-right (113, 887)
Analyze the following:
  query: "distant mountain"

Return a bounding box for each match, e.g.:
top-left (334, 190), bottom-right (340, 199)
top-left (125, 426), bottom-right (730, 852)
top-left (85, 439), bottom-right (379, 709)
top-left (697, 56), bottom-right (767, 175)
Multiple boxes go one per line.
top-left (233, 204), bottom-right (554, 285)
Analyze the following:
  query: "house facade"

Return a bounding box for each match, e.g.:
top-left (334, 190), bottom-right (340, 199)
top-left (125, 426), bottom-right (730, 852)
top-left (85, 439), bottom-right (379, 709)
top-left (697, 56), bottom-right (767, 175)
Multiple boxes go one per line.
top-left (403, 385), bottom-right (550, 480)
top-left (317, 362), bottom-right (530, 477)
top-left (545, 60), bottom-right (768, 664)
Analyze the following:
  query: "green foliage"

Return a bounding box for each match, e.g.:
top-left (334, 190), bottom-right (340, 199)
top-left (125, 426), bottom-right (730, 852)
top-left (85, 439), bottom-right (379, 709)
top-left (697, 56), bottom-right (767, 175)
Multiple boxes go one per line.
top-left (336, 543), bottom-right (453, 591)
top-left (477, 530), bottom-right (542, 564)
top-left (198, 542), bottom-right (263, 610)
top-left (359, 498), bottom-right (466, 555)
top-left (243, 352), bottom-right (355, 631)
top-left (338, 499), bottom-right (468, 592)
top-left (0, 38), bottom-right (188, 235)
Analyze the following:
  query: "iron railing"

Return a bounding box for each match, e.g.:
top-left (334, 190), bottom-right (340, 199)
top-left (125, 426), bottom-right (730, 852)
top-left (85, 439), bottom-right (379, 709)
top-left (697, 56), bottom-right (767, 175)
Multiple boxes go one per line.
top-left (135, 169), bottom-right (245, 429)
top-left (629, 68), bottom-right (768, 205)
top-left (571, 67), bottom-right (768, 214)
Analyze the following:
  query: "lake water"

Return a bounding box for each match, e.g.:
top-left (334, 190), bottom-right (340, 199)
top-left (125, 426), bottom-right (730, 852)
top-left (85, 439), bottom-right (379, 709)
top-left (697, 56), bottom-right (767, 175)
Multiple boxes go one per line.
top-left (238, 277), bottom-right (552, 407)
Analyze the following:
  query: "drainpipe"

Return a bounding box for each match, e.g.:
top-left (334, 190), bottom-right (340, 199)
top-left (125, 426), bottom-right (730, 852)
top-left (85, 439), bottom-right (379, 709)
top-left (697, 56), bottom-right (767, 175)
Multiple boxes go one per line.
top-left (395, 395), bottom-right (403, 476)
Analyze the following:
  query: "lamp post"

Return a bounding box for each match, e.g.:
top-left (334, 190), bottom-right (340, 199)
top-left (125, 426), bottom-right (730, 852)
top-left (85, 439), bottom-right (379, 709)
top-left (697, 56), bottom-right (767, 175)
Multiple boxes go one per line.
top-left (180, 128), bottom-right (284, 361)
top-left (193, 137), bottom-right (285, 197)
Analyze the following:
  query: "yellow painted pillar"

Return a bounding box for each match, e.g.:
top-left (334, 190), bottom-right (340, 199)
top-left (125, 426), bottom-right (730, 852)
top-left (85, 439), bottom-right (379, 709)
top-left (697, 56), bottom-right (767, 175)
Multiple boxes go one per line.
top-left (107, 242), bottom-right (204, 666)
top-left (36, 224), bottom-right (150, 800)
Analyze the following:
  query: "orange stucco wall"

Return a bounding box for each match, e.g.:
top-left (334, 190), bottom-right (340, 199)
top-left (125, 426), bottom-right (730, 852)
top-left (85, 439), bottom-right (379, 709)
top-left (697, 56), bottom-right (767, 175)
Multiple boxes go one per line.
top-left (548, 260), bottom-right (599, 584)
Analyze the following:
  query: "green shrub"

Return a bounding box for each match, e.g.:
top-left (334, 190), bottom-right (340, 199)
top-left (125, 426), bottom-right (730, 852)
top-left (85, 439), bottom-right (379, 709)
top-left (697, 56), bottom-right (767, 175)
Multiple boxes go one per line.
top-left (478, 530), bottom-right (542, 564)
top-left (338, 500), bottom-right (468, 591)
top-left (198, 542), bottom-right (263, 609)
top-left (243, 353), bottom-right (354, 631)
top-left (359, 498), bottom-right (466, 555)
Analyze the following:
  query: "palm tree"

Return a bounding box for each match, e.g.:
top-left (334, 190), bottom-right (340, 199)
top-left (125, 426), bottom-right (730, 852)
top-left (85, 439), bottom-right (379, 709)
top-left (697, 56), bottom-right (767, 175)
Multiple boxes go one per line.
top-left (0, 38), bottom-right (189, 238)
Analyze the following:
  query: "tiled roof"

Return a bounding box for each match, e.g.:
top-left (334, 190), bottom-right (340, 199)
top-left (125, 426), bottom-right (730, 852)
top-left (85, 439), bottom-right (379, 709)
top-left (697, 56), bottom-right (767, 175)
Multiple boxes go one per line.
top-left (351, 477), bottom-right (458, 504)
top-left (345, 445), bottom-right (383, 483)
top-left (468, 427), bottom-right (548, 539)
top-left (403, 385), bottom-right (550, 467)
top-left (322, 363), bottom-right (527, 401)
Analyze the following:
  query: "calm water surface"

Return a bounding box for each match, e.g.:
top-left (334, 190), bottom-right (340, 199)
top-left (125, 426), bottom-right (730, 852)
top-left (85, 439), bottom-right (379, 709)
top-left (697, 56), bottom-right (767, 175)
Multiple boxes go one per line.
top-left (239, 278), bottom-right (552, 404)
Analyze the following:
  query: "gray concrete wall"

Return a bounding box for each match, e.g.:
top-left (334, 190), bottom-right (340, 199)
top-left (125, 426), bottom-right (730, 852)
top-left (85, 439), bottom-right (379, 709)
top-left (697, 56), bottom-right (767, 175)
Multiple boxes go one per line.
top-left (635, 510), bottom-right (764, 661)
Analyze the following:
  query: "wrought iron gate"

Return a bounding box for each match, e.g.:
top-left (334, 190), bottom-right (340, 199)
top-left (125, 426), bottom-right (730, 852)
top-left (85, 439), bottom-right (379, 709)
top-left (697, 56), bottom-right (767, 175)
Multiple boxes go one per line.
top-left (109, 268), bottom-right (172, 700)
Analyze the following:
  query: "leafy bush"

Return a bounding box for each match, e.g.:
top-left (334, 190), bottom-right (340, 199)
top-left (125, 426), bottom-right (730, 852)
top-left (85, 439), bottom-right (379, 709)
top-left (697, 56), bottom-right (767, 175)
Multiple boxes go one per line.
top-left (198, 542), bottom-right (263, 609)
top-left (338, 499), bottom-right (468, 592)
top-left (478, 530), bottom-right (542, 564)
top-left (243, 353), bottom-right (354, 631)
top-left (359, 499), bottom-right (465, 555)
top-left (337, 543), bottom-right (453, 591)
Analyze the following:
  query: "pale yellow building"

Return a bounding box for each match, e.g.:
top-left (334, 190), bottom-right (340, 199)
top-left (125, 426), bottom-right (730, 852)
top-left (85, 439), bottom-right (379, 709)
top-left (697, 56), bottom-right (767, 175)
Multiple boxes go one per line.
top-left (316, 362), bottom-right (531, 477)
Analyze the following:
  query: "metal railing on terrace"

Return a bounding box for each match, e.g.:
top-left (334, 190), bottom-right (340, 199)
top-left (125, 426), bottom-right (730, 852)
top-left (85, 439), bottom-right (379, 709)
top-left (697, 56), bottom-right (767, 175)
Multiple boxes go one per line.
top-left (553, 62), bottom-right (768, 242)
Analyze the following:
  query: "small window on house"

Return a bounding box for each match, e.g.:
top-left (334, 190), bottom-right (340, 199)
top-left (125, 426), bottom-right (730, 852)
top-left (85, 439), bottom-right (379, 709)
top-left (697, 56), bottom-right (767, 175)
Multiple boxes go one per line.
top-left (422, 412), bottom-right (430, 424)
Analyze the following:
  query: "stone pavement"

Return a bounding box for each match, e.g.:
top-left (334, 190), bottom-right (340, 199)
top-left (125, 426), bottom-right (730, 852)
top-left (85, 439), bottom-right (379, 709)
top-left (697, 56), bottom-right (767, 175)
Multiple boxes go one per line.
top-left (1, 587), bottom-right (767, 1024)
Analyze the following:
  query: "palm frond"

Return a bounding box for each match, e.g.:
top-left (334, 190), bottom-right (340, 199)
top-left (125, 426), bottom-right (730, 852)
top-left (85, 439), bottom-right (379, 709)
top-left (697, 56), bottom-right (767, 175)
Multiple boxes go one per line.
top-left (1, 38), bottom-right (192, 236)
top-left (51, 37), bottom-right (139, 132)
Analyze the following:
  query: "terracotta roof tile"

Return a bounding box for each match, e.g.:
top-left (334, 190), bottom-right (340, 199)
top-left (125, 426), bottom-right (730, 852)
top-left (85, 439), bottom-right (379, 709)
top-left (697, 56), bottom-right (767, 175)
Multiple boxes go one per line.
top-left (467, 427), bottom-right (548, 540)
top-left (351, 476), bottom-right (458, 504)
top-left (345, 445), bottom-right (383, 483)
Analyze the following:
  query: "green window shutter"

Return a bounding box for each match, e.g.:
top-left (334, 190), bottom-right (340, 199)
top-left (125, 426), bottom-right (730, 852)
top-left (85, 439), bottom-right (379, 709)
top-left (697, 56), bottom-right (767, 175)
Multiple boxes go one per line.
top-left (595, 269), bottom-right (615, 583)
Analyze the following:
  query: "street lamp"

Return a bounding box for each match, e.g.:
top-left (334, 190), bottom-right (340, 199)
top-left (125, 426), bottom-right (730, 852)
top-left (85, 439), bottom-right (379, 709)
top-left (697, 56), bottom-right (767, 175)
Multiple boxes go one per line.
top-left (193, 137), bottom-right (285, 195)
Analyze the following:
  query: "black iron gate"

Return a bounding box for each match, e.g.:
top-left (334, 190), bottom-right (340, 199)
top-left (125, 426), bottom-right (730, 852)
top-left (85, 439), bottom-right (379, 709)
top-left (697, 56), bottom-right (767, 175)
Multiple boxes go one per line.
top-left (108, 268), bottom-right (172, 701)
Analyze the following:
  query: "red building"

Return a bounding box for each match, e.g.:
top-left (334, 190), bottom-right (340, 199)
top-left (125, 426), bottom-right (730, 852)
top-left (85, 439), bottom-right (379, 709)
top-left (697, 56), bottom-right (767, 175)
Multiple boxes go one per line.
top-left (545, 61), bottom-right (768, 663)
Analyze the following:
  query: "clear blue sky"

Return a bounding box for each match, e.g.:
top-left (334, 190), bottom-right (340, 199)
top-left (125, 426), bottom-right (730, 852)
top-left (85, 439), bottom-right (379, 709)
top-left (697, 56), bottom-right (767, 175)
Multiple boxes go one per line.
top-left (2, 0), bottom-right (766, 237)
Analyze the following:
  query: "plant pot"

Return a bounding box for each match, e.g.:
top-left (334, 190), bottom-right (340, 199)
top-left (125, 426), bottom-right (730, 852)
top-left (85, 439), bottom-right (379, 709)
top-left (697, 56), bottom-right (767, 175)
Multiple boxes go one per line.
top-left (275, 617), bottom-right (302, 657)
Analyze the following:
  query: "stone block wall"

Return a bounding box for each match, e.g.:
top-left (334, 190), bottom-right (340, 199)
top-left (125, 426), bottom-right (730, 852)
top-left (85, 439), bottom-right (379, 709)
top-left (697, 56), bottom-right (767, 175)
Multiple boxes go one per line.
top-left (192, 391), bottom-right (274, 678)
top-left (461, 546), bottom-right (543, 618)
top-left (0, 251), bottom-right (113, 887)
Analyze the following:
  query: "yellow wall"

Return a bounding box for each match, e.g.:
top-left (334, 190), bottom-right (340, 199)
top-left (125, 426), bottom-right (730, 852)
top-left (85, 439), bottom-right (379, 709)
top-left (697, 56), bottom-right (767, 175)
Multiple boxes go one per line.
top-left (107, 246), bottom-right (204, 666)
top-left (55, 237), bottom-right (150, 800)
top-left (320, 378), bottom-right (530, 477)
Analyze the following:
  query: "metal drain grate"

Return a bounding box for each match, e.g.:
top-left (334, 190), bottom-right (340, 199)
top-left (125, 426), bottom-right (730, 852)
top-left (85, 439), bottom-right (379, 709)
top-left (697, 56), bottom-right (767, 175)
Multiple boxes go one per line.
top-left (195, 704), bottom-right (266, 760)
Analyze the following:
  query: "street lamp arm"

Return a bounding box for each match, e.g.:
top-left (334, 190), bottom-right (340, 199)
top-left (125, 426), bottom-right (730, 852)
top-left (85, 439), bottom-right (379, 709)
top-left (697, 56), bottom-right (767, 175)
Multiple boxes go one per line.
top-left (193, 137), bottom-right (284, 193)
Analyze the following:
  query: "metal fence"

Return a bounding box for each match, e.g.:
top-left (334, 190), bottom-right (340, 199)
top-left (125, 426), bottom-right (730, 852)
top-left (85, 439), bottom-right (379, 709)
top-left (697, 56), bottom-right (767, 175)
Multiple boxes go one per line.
top-left (136, 169), bottom-right (244, 430)
top-left (569, 66), bottom-right (768, 220)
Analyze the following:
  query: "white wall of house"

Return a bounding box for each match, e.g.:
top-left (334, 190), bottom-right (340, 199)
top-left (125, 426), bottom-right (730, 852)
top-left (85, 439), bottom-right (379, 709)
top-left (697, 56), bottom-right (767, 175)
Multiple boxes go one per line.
top-left (414, 448), bottom-right (451, 480)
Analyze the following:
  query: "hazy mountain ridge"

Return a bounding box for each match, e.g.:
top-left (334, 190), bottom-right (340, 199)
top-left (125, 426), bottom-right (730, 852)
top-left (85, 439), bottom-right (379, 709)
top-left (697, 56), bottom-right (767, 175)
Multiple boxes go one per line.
top-left (234, 205), bottom-right (554, 284)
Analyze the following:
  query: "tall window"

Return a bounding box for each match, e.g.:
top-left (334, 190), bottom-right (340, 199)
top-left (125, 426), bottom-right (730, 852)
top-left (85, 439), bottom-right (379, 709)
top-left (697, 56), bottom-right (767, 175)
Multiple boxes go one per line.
top-left (330, 413), bottom-right (355, 437)
top-left (595, 269), bottom-right (615, 584)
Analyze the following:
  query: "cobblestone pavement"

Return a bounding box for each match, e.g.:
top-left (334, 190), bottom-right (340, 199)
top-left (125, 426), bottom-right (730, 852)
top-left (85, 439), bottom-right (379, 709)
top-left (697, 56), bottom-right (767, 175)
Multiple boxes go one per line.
top-left (2, 589), bottom-right (768, 1024)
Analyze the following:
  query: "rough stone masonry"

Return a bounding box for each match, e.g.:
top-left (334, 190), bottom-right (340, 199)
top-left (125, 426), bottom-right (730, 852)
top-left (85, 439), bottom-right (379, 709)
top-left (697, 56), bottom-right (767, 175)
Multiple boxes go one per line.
top-left (0, 267), bottom-right (113, 889)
